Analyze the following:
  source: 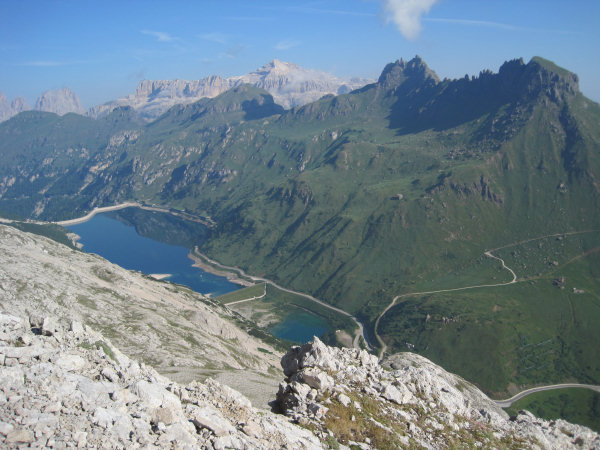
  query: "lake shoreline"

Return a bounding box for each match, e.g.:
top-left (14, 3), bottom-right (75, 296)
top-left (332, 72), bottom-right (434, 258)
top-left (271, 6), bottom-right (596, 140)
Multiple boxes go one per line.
top-left (55, 202), bottom-right (214, 227)
top-left (187, 252), bottom-right (254, 288)
top-left (55, 203), bottom-right (140, 226)
top-left (149, 273), bottom-right (172, 280)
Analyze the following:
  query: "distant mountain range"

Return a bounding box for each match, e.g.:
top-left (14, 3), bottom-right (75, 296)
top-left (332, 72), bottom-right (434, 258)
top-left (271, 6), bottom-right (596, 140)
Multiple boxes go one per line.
top-left (0, 87), bottom-right (84, 122)
top-left (90, 59), bottom-right (372, 121)
top-left (0, 60), bottom-right (373, 123)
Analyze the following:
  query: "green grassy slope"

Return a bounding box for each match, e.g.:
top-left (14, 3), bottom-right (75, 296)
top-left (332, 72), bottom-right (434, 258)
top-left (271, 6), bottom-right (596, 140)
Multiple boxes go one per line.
top-left (379, 232), bottom-right (600, 395)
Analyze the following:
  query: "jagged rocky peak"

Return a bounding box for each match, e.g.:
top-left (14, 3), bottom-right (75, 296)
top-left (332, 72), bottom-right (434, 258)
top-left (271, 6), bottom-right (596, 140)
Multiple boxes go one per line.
top-left (377, 55), bottom-right (440, 89)
top-left (493, 56), bottom-right (579, 103)
top-left (253, 58), bottom-right (301, 76)
top-left (134, 76), bottom-right (230, 99)
top-left (527, 56), bottom-right (580, 100)
top-left (10, 96), bottom-right (29, 112)
top-left (35, 87), bottom-right (85, 115)
top-left (0, 92), bottom-right (30, 122)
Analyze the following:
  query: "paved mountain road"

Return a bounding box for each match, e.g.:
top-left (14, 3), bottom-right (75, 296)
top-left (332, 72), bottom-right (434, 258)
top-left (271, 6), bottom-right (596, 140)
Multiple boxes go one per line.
top-left (374, 250), bottom-right (518, 359)
top-left (494, 383), bottom-right (600, 408)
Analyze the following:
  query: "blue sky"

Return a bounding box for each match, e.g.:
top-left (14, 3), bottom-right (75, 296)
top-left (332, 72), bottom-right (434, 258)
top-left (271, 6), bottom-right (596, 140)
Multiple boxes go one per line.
top-left (1, 0), bottom-right (599, 108)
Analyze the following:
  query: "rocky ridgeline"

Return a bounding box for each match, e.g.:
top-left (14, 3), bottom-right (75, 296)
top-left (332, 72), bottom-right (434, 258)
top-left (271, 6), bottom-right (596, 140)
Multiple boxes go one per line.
top-left (277, 338), bottom-right (599, 449)
top-left (0, 312), bottom-right (320, 449)
top-left (0, 93), bottom-right (29, 122)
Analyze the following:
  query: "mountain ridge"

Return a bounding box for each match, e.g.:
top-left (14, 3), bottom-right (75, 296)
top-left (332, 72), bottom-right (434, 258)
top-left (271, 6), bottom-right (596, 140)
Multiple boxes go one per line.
top-left (0, 87), bottom-right (85, 122)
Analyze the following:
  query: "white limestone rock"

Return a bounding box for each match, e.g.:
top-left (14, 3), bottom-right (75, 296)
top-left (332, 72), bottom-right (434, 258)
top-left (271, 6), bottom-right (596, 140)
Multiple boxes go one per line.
top-left (0, 224), bottom-right (281, 407)
top-left (380, 382), bottom-right (415, 405)
top-left (41, 316), bottom-right (62, 336)
top-left (55, 353), bottom-right (86, 372)
top-left (0, 92), bottom-right (29, 122)
top-left (0, 312), bottom-right (323, 449)
top-left (277, 337), bottom-right (600, 449)
top-left (188, 405), bottom-right (235, 437)
top-left (297, 367), bottom-right (334, 391)
top-left (35, 87), bottom-right (85, 116)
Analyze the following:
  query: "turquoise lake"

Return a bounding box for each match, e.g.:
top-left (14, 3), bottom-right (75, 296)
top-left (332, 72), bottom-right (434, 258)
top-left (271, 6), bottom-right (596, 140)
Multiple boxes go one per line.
top-left (67, 213), bottom-right (239, 297)
top-left (67, 210), bottom-right (330, 343)
top-left (268, 310), bottom-right (328, 344)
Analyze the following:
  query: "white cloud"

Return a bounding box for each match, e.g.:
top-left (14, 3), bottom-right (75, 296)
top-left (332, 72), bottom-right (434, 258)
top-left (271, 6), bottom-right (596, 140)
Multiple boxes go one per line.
top-left (199, 32), bottom-right (228, 45)
top-left (382, 0), bottom-right (439, 40)
top-left (423, 17), bottom-right (580, 35)
top-left (425, 18), bottom-right (519, 31)
top-left (274, 39), bottom-right (301, 51)
top-left (141, 30), bottom-right (178, 42)
top-left (18, 60), bottom-right (64, 67)
top-left (219, 45), bottom-right (246, 59)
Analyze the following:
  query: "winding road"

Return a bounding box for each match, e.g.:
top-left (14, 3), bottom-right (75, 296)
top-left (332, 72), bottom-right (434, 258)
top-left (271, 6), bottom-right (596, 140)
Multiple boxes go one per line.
top-left (373, 229), bottom-right (600, 408)
top-left (374, 249), bottom-right (518, 359)
top-left (494, 383), bottom-right (600, 408)
top-left (43, 207), bottom-right (600, 364)
top-left (224, 284), bottom-right (267, 306)
top-left (47, 205), bottom-right (600, 410)
top-left (47, 201), bottom-right (371, 350)
top-left (374, 229), bottom-right (600, 359)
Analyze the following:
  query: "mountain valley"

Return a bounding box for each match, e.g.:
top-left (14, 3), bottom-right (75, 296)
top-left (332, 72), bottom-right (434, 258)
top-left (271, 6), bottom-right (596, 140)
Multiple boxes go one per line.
top-left (1, 54), bottom-right (599, 411)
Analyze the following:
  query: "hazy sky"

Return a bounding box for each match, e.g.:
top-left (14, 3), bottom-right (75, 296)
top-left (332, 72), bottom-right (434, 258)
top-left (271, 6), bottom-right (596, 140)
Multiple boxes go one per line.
top-left (1, 0), bottom-right (599, 108)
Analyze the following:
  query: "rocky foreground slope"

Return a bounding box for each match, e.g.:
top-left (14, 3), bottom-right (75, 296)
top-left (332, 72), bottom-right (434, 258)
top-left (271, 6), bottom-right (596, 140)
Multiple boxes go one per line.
top-left (1, 225), bottom-right (599, 448)
top-left (0, 312), bottom-right (319, 448)
top-left (1, 313), bottom-right (598, 449)
top-left (278, 339), bottom-right (599, 448)
top-left (0, 224), bottom-right (281, 407)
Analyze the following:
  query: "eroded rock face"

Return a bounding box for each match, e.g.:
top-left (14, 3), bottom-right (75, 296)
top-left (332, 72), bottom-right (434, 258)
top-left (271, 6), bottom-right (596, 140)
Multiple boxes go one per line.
top-left (0, 313), bottom-right (321, 449)
top-left (277, 337), bottom-right (600, 449)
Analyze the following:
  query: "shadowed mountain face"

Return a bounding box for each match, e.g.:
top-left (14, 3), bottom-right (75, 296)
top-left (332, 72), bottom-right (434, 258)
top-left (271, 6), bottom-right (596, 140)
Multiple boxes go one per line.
top-left (1, 56), bottom-right (599, 397)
